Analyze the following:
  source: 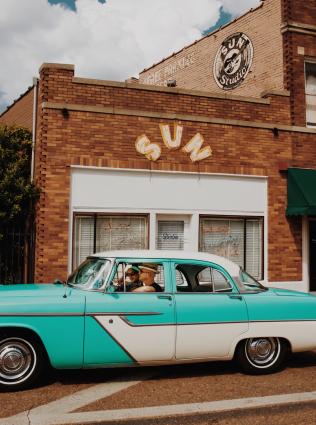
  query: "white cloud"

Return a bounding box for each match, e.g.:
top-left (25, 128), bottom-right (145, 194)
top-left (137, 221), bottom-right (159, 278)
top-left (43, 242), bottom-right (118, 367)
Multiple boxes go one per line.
top-left (0, 0), bottom-right (260, 112)
top-left (221, 0), bottom-right (261, 15)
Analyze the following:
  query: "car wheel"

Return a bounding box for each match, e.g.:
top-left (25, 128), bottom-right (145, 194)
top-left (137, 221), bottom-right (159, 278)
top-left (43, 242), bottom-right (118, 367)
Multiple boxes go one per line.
top-left (236, 337), bottom-right (286, 374)
top-left (0, 335), bottom-right (44, 390)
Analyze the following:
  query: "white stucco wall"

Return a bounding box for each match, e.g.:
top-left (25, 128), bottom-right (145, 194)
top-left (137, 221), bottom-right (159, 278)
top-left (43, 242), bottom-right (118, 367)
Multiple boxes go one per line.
top-left (69, 166), bottom-right (271, 284)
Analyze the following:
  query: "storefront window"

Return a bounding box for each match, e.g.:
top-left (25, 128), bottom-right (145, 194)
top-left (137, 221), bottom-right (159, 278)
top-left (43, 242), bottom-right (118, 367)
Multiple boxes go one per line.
top-left (74, 216), bottom-right (94, 269)
top-left (157, 220), bottom-right (184, 250)
top-left (199, 217), bottom-right (263, 280)
top-left (305, 62), bottom-right (316, 127)
top-left (73, 215), bottom-right (148, 268)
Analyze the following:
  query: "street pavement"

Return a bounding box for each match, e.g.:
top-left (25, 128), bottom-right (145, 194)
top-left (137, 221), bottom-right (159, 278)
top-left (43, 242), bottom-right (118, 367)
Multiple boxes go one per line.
top-left (1, 351), bottom-right (316, 424)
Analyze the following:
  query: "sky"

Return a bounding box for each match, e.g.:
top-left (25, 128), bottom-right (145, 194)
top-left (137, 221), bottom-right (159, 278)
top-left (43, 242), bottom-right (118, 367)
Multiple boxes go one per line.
top-left (0, 0), bottom-right (261, 113)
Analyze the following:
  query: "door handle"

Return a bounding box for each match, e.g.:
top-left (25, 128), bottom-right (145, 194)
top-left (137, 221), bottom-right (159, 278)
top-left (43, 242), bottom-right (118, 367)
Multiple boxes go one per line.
top-left (229, 294), bottom-right (243, 300)
top-left (157, 294), bottom-right (173, 301)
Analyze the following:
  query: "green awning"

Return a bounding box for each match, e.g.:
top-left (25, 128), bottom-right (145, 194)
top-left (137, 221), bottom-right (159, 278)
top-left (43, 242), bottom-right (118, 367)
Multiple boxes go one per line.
top-left (286, 168), bottom-right (316, 216)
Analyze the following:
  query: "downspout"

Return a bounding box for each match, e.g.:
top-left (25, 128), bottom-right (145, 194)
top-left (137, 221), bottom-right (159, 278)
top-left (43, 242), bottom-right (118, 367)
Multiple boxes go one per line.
top-left (31, 77), bottom-right (38, 182)
top-left (25, 77), bottom-right (39, 282)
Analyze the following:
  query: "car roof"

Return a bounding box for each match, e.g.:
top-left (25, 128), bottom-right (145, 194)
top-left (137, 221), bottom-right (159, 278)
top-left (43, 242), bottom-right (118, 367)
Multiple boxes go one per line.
top-left (90, 250), bottom-right (240, 276)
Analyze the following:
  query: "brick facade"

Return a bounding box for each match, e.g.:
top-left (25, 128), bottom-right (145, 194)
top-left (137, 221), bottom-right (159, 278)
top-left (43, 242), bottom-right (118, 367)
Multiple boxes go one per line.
top-left (31, 63), bottom-right (302, 284)
top-left (1, 0), bottom-right (316, 289)
top-left (139, 0), bottom-right (284, 98)
top-left (0, 87), bottom-right (34, 131)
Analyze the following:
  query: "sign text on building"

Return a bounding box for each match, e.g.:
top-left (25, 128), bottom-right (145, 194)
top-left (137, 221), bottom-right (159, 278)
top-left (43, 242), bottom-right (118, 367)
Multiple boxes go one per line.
top-left (135, 124), bottom-right (212, 163)
top-left (213, 32), bottom-right (253, 90)
top-left (142, 53), bottom-right (195, 86)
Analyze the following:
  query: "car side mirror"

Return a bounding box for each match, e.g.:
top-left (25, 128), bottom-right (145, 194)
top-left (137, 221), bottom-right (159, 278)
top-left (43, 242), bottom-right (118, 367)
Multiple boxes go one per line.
top-left (54, 279), bottom-right (65, 285)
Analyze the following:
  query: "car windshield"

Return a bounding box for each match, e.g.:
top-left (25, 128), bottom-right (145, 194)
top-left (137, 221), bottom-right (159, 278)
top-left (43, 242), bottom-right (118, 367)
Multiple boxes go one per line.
top-left (67, 258), bottom-right (111, 290)
top-left (237, 269), bottom-right (267, 292)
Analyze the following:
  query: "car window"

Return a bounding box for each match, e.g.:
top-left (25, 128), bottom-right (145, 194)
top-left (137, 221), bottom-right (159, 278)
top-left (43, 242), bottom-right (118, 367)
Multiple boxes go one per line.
top-left (175, 269), bottom-right (189, 292)
top-left (212, 269), bottom-right (232, 292)
top-left (67, 258), bottom-right (111, 289)
top-left (175, 263), bottom-right (232, 293)
top-left (237, 269), bottom-right (267, 292)
top-left (111, 262), bottom-right (165, 293)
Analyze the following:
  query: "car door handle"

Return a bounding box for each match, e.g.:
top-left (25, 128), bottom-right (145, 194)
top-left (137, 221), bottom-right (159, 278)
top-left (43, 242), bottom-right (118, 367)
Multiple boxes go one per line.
top-left (157, 294), bottom-right (173, 300)
top-left (229, 294), bottom-right (243, 300)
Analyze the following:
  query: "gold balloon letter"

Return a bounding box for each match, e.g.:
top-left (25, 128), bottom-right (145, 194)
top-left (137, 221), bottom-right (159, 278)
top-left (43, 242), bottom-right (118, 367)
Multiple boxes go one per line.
top-left (135, 134), bottom-right (161, 162)
top-left (182, 133), bottom-right (212, 162)
top-left (159, 124), bottom-right (183, 150)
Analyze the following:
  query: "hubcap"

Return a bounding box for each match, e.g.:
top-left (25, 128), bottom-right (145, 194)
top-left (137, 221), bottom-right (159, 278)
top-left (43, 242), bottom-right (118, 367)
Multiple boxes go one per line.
top-left (245, 337), bottom-right (280, 368)
top-left (0, 338), bottom-right (35, 384)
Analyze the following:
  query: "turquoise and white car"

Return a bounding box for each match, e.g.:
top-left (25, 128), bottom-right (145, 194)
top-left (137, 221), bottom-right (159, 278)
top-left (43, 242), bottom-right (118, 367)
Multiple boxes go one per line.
top-left (1, 250), bottom-right (316, 390)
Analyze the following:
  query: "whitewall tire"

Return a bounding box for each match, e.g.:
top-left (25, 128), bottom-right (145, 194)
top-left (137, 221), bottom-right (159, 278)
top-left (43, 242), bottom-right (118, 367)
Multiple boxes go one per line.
top-left (0, 335), bottom-right (44, 390)
top-left (236, 337), bottom-right (287, 374)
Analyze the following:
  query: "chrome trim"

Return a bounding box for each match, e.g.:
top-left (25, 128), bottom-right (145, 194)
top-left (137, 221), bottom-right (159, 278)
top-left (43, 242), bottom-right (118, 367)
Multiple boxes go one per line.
top-left (0, 312), bottom-right (84, 317)
top-left (245, 337), bottom-right (281, 368)
top-left (0, 312), bottom-right (315, 325)
top-left (0, 337), bottom-right (37, 385)
top-left (120, 316), bottom-right (174, 327)
top-left (86, 311), bottom-right (162, 317)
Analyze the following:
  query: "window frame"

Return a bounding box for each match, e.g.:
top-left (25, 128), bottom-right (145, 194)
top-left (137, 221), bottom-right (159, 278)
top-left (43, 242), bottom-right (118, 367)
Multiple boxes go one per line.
top-left (106, 258), bottom-right (171, 293)
top-left (172, 260), bottom-right (238, 294)
top-left (305, 60), bottom-right (316, 128)
top-left (199, 215), bottom-right (264, 280)
top-left (72, 212), bottom-right (150, 270)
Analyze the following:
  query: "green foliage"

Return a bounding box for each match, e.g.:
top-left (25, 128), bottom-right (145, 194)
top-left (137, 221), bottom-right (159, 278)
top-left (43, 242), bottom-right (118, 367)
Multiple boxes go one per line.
top-left (0, 125), bottom-right (39, 234)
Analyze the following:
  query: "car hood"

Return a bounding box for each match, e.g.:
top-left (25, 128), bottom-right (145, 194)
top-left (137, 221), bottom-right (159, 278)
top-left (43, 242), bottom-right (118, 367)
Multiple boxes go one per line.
top-left (0, 283), bottom-right (68, 298)
top-left (0, 284), bottom-right (86, 315)
top-left (271, 287), bottom-right (314, 297)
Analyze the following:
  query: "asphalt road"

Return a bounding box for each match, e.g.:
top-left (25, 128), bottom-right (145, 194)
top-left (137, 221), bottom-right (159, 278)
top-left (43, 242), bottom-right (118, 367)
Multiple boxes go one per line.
top-left (1, 351), bottom-right (316, 424)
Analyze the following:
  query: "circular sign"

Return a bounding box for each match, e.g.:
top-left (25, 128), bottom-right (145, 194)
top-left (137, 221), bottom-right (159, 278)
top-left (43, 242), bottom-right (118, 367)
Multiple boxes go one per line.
top-left (213, 32), bottom-right (253, 90)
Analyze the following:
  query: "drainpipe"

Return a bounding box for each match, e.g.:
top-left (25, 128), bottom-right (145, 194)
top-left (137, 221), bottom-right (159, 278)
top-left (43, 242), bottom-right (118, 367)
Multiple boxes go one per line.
top-left (26, 77), bottom-right (39, 282)
top-left (31, 77), bottom-right (38, 182)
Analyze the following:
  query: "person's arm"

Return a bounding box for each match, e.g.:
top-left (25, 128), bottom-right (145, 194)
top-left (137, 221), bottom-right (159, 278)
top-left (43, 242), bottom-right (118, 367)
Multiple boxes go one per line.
top-left (132, 285), bottom-right (155, 292)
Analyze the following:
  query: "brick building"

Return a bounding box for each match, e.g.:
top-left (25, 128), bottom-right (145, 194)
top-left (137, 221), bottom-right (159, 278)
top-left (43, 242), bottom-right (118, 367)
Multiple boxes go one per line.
top-left (1, 0), bottom-right (316, 291)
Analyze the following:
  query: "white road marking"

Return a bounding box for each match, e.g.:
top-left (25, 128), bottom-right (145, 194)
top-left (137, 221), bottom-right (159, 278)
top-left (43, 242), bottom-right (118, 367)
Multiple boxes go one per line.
top-left (0, 370), bottom-right (153, 425)
top-left (28, 390), bottom-right (316, 424)
top-left (2, 373), bottom-right (316, 425)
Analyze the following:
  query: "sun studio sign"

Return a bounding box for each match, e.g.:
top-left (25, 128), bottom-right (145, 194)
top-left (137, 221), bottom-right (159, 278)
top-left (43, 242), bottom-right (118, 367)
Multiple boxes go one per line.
top-left (213, 32), bottom-right (253, 90)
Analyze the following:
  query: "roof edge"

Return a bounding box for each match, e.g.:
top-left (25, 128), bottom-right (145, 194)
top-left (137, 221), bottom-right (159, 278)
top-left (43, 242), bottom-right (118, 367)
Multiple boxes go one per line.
top-left (0, 85), bottom-right (34, 119)
top-left (139, 1), bottom-right (264, 75)
top-left (39, 63), bottom-right (74, 73)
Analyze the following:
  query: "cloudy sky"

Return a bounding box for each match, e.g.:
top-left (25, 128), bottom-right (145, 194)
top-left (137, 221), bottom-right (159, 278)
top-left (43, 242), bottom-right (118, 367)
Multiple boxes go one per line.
top-left (0, 0), bottom-right (260, 113)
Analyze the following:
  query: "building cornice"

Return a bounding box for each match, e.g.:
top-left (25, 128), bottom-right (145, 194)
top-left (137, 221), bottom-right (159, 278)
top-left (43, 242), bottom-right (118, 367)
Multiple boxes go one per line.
top-left (39, 63), bottom-right (74, 72)
top-left (72, 77), bottom-right (270, 105)
top-left (281, 21), bottom-right (316, 36)
top-left (42, 101), bottom-right (315, 134)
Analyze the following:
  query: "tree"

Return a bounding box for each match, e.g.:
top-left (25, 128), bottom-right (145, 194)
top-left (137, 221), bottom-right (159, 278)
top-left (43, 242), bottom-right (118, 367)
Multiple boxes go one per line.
top-left (0, 125), bottom-right (39, 238)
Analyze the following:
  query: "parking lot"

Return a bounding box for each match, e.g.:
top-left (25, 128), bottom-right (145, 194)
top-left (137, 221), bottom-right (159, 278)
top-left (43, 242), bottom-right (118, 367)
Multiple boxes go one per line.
top-left (1, 351), bottom-right (316, 425)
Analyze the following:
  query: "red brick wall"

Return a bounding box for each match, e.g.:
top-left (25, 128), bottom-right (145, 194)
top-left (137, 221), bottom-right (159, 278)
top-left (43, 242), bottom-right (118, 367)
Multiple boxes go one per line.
top-left (0, 88), bottom-right (34, 131)
top-left (139, 0), bottom-right (284, 98)
top-left (281, 0), bottom-right (316, 126)
top-left (31, 64), bottom-right (306, 285)
top-left (282, 0), bottom-right (316, 24)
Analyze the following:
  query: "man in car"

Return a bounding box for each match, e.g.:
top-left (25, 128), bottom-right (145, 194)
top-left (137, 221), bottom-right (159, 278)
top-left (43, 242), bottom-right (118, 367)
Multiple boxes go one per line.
top-left (132, 264), bottom-right (162, 292)
top-left (115, 265), bottom-right (142, 292)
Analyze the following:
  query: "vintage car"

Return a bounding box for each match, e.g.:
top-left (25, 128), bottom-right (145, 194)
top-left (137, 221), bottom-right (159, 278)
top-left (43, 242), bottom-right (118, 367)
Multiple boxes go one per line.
top-left (1, 250), bottom-right (316, 390)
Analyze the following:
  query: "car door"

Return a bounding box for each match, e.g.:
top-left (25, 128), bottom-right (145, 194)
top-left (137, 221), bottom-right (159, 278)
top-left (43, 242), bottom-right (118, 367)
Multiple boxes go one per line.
top-left (84, 258), bottom-right (176, 366)
top-left (173, 260), bottom-right (249, 359)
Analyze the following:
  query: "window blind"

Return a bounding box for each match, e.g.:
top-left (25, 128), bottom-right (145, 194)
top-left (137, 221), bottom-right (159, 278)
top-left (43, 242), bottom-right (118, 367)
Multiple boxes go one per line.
top-left (199, 218), bottom-right (244, 267)
top-left (96, 216), bottom-right (148, 251)
top-left (199, 217), bottom-right (263, 280)
top-left (74, 216), bottom-right (94, 268)
top-left (157, 221), bottom-right (184, 250)
top-left (305, 62), bottom-right (316, 126)
top-left (246, 219), bottom-right (262, 279)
